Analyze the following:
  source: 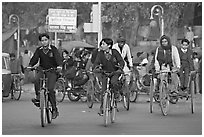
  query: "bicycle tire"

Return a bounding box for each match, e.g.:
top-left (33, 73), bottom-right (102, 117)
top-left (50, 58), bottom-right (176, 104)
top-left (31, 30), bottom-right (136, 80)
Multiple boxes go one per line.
top-left (130, 90), bottom-right (137, 102)
top-left (86, 80), bottom-right (94, 108)
top-left (46, 100), bottom-right (52, 124)
top-left (103, 92), bottom-right (109, 127)
top-left (123, 92), bottom-right (130, 111)
top-left (40, 89), bottom-right (46, 127)
top-left (67, 91), bottom-right (81, 102)
top-left (190, 79), bottom-right (195, 114)
top-left (149, 78), bottom-right (154, 113)
top-left (12, 78), bottom-right (22, 100)
top-left (160, 80), bottom-right (169, 116)
top-left (110, 93), bottom-right (116, 123)
top-left (55, 78), bottom-right (66, 103)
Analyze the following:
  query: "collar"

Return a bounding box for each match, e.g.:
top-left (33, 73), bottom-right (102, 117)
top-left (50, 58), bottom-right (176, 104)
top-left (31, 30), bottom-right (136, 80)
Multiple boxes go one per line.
top-left (104, 49), bottom-right (112, 55)
top-left (39, 44), bottom-right (52, 50)
top-left (181, 48), bottom-right (187, 53)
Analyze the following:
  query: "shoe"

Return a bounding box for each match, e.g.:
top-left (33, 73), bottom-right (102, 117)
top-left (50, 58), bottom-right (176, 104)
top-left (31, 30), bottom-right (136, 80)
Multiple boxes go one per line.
top-left (98, 108), bottom-right (103, 116)
top-left (31, 98), bottom-right (40, 107)
top-left (52, 109), bottom-right (59, 119)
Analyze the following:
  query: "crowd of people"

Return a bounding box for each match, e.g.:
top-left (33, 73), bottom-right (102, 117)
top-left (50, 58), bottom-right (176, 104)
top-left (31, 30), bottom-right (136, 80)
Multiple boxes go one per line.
top-left (7, 32), bottom-right (202, 119)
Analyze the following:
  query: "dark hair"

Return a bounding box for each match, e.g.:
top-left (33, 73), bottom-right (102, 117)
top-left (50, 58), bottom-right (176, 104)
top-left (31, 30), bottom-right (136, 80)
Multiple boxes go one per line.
top-left (100, 38), bottom-right (113, 48)
top-left (181, 39), bottom-right (190, 45)
top-left (117, 37), bottom-right (126, 43)
top-left (39, 33), bottom-right (50, 41)
top-left (62, 50), bottom-right (69, 55)
top-left (9, 53), bottom-right (15, 57)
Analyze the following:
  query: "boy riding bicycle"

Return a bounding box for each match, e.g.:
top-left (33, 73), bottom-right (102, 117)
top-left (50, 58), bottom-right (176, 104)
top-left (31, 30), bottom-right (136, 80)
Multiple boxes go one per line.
top-left (28, 33), bottom-right (62, 119)
top-left (93, 38), bottom-right (125, 115)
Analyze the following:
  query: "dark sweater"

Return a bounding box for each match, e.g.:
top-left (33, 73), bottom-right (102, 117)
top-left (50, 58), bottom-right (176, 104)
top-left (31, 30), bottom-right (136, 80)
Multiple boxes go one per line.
top-left (29, 45), bottom-right (63, 69)
top-left (93, 49), bottom-right (125, 72)
top-left (178, 47), bottom-right (194, 70)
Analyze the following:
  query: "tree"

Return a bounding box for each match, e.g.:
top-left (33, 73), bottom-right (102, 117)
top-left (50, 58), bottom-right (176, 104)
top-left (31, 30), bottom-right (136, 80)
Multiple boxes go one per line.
top-left (101, 2), bottom-right (198, 47)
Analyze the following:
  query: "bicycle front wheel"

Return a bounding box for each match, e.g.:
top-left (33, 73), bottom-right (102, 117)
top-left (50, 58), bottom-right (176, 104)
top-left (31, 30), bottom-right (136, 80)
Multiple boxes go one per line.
top-left (55, 78), bottom-right (66, 103)
top-left (190, 78), bottom-right (195, 114)
top-left (40, 89), bottom-right (46, 127)
top-left (110, 93), bottom-right (116, 123)
top-left (103, 92), bottom-right (110, 127)
top-left (46, 100), bottom-right (52, 124)
top-left (149, 78), bottom-right (154, 113)
top-left (12, 78), bottom-right (22, 100)
top-left (123, 92), bottom-right (130, 111)
top-left (159, 81), bottom-right (169, 116)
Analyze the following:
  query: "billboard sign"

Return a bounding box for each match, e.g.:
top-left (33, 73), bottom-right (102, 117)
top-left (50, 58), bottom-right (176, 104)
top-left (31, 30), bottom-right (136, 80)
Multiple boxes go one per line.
top-left (48, 9), bottom-right (77, 33)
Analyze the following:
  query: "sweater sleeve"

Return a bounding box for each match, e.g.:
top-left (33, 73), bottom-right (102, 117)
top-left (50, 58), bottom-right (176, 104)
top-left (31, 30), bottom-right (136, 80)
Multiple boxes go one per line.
top-left (114, 49), bottom-right (125, 69)
top-left (29, 48), bottom-right (40, 67)
top-left (53, 46), bottom-right (63, 67)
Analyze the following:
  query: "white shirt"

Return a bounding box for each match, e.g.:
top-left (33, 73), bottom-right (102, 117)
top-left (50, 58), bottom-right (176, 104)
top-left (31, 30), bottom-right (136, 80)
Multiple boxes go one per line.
top-left (112, 43), bottom-right (133, 73)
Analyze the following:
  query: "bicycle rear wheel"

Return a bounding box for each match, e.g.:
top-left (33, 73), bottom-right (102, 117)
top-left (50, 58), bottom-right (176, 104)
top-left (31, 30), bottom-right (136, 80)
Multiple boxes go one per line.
top-left (12, 78), bottom-right (22, 100)
top-left (40, 89), bottom-right (46, 127)
top-left (160, 81), bottom-right (169, 116)
top-left (103, 92), bottom-right (110, 127)
top-left (55, 78), bottom-right (66, 103)
top-left (110, 93), bottom-right (116, 123)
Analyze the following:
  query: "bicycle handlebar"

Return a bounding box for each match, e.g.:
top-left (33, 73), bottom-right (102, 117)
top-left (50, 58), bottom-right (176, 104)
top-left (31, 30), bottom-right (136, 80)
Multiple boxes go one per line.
top-left (25, 67), bottom-right (57, 73)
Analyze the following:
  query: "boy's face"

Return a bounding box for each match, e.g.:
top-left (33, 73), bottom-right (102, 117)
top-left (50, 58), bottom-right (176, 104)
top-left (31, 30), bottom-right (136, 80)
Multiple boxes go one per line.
top-left (41, 36), bottom-right (49, 48)
top-left (181, 41), bottom-right (189, 50)
top-left (101, 41), bottom-right (110, 52)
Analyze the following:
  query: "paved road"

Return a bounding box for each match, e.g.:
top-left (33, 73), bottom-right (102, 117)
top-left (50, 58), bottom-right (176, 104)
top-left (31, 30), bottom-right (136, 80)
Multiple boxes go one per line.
top-left (2, 84), bottom-right (202, 135)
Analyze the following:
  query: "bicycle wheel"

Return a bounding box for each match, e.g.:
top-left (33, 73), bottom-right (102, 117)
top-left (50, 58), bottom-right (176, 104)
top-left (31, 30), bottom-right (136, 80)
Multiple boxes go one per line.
top-left (12, 78), bottom-right (22, 100)
top-left (159, 81), bottom-right (169, 116)
top-left (123, 92), bottom-right (130, 111)
top-left (86, 80), bottom-right (94, 108)
top-left (55, 78), bottom-right (65, 103)
top-left (46, 100), bottom-right (52, 124)
top-left (40, 89), bottom-right (46, 127)
top-left (190, 77), bottom-right (195, 114)
top-left (130, 90), bottom-right (137, 102)
top-left (149, 78), bottom-right (154, 113)
top-left (103, 92), bottom-right (110, 127)
top-left (110, 93), bottom-right (116, 123)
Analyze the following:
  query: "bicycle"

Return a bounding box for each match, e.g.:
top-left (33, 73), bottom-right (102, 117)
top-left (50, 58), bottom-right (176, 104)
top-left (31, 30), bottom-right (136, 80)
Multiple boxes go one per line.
top-left (10, 73), bottom-right (23, 100)
top-left (117, 71), bottom-right (131, 111)
top-left (26, 67), bottom-right (56, 127)
top-left (149, 69), bottom-right (174, 116)
top-left (168, 71), bottom-right (196, 113)
top-left (86, 70), bottom-right (102, 109)
top-left (94, 68), bottom-right (123, 127)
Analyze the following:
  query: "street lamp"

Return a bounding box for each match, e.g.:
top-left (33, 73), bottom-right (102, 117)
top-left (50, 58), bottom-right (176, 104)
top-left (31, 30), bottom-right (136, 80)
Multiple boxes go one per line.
top-left (9, 14), bottom-right (20, 59)
top-left (150, 5), bottom-right (164, 37)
